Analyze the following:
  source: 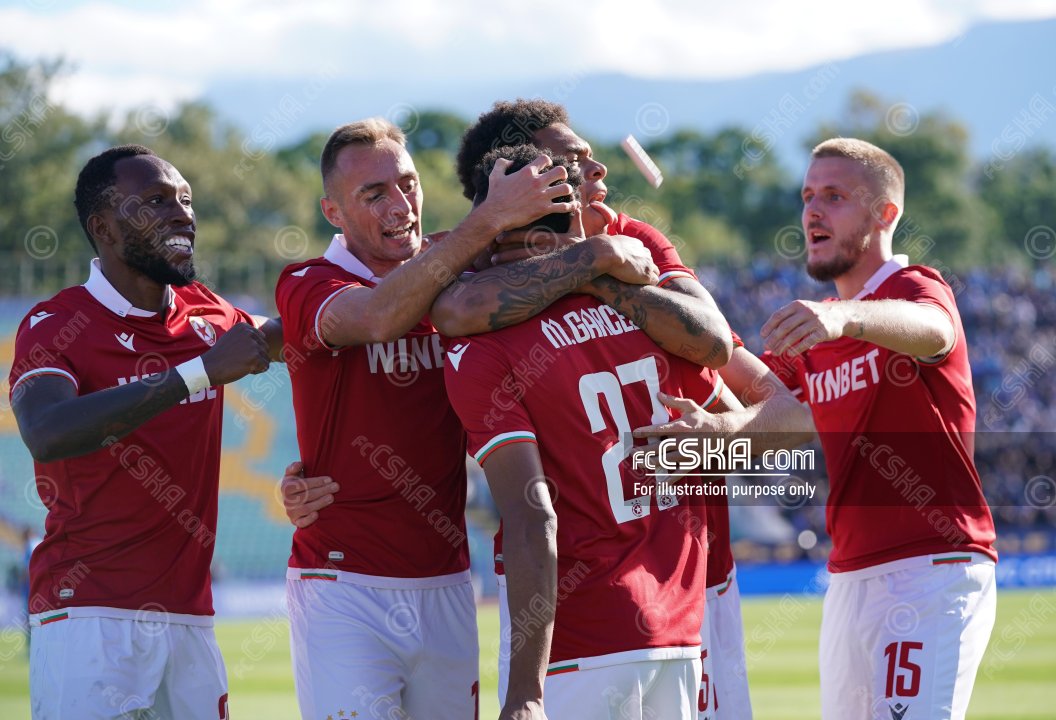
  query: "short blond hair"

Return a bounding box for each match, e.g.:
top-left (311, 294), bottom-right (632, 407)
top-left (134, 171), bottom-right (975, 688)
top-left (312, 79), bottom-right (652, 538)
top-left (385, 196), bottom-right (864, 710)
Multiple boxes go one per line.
top-left (321, 118), bottom-right (406, 191)
top-left (812, 137), bottom-right (905, 212)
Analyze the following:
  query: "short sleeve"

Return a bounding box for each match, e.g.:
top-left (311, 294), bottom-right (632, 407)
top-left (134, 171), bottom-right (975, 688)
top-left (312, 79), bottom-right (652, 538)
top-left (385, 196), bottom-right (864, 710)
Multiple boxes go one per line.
top-left (881, 267), bottom-right (960, 364)
top-left (276, 264), bottom-right (362, 353)
top-left (729, 327), bottom-right (745, 349)
top-left (609, 213), bottom-right (697, 286)
top-left (8, 304), bottom-right (82, 398)
top-left (443, 335), bottom-right (538, 466)
top-left (680, 365), bottom-right (725, 410)
top-left (759, 350), bottom-right (806, 400)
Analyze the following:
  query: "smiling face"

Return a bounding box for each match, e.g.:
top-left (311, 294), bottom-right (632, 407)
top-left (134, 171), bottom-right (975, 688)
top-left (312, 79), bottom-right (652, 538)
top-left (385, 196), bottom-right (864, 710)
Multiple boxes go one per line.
top-left (800, 156), bottom-right (882, 282)
top-left (99, 155), bottom-right (197, 286)
top-left (532, 123), bottom-right (608, 235)
top-left (321, 139), bottom-right (423, 277)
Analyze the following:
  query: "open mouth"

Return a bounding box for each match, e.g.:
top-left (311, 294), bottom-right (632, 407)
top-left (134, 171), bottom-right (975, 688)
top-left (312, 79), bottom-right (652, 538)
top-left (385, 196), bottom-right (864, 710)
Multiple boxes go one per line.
top-left (808, 228), bottom-right (832, 245)
top-left (383, 222), bottom-right (416, 241)
top-left (164, 234), bottom-right (194, 256)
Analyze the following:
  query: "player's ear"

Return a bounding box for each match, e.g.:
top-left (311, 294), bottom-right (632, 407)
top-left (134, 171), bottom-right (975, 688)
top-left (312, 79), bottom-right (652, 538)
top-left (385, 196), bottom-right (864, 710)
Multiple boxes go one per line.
top-left (877, 201), bottom-right (899, 229)
top-left (320, 196), bottom-right (343, 230)
top-left (87, 213), bottom-right (114, 248)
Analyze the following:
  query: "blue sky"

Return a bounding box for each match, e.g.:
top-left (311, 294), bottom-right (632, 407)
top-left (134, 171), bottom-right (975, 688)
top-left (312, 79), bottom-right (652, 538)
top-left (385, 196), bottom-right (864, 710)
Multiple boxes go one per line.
top-left (2, 0), bottom-right (1055, 121)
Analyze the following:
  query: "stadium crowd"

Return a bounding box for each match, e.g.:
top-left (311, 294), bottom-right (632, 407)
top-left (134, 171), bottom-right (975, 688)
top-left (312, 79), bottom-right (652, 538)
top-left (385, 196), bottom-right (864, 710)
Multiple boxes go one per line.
top-left (710, 258), bottom-right (1056, 552)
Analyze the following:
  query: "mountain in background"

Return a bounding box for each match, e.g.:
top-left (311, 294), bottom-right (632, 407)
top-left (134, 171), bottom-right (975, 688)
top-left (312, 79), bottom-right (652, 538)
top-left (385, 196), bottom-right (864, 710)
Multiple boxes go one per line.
top-left (205, 18), bottom-right (1056, 169)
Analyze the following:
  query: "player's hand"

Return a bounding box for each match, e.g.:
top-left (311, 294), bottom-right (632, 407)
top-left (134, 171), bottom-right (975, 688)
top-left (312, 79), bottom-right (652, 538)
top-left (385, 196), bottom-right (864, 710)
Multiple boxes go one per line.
top-left (582, 199), bottom-right (616, 237)
top-left (593, 234), bottom-right (659, 286)
top-left (499, 700), bottom-right (548, 720)
top-left (634, 437), bottom-right (699, 484)
top-left (279, 460), bottom-right (339, 528)
top-left (475, 155), bottom-right (579, 233)
top-left (633, 392), bottom-right (716, 437)
top-left (761, 299), bottom-right (848, 356)
top-left (200, 322), bottom-right (271, 385)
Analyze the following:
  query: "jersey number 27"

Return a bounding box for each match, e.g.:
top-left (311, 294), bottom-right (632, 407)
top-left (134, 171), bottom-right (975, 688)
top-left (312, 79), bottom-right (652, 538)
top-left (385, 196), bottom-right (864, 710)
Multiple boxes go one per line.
top-left (579, 356), bottom-right (674, 524)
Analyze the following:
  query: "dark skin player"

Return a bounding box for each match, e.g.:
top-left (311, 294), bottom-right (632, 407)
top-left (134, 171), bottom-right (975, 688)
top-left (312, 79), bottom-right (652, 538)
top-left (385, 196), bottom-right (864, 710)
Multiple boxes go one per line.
top-left (13, 153), bottom-right (276, 462)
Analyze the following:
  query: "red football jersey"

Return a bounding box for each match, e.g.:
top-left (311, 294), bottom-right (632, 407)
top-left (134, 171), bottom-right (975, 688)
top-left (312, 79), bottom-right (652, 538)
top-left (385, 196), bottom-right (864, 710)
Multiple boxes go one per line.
top-left (680, 367), bottom-right (735, 589)
top-left (761, 258), bottom-right (996, 572)
top-left (599, 205), bottom-right (698, 288)
top-left (705, 330), bottom-right (747, 588)
top-left (445, 293), bottom-right (723, 665)
top-left (275, 236), bottom-right (469, 579)
top-left (8, 261), bottom-right (251, 618)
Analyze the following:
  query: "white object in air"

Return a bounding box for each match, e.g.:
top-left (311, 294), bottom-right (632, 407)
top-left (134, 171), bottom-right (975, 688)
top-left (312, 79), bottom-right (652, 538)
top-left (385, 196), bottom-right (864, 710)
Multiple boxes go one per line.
top-left (621, 134), bottom-right (663, 188)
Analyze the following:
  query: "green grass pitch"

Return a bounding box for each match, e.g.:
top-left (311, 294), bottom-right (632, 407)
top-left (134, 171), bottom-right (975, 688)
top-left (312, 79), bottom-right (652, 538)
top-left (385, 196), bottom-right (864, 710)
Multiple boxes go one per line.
top-left (0, 589), bottom-right (1051, 718)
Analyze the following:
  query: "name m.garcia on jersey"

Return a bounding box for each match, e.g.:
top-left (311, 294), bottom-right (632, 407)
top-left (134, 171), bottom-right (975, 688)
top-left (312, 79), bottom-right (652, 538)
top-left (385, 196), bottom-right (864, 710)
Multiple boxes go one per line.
top-left (541, 304), bottom-right (640, 350)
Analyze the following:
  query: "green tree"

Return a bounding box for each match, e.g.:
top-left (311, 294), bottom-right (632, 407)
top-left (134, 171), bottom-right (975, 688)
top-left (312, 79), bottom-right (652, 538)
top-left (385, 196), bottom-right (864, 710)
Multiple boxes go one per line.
top-left (977, 146), bottom-right (1056, 266)
top-left (402, 109), bottom-right (469, 156)
top-left (0, 53), bottom-right (105, 289)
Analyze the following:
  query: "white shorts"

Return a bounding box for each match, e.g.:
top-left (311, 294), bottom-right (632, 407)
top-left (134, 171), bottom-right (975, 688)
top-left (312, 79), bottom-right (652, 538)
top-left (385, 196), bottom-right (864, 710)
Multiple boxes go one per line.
top-left (819, 553), bottom-right (996, 720)
top-left (546, 657), bottom-right (701, 720)
top-left (286, 572), bottom-right (478, 720)
top-left (29, 615), bottom-right (227, 720)
top-left (702, 568), bottom-right (752, 719)
top-left (497, 574), bottom-right (700, 719)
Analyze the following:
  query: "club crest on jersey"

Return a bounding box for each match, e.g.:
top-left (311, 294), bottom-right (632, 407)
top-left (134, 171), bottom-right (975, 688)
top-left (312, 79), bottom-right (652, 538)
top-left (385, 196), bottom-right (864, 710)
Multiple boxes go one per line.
top-left (189, 316), bottom-right (217, 347)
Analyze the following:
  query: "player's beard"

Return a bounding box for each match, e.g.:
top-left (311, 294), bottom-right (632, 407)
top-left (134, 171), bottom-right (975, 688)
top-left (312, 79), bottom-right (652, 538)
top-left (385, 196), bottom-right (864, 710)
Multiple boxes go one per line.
top-left (806, 220), bottom-right (871, 282)
top-left (118, 220), bottom-right (196, 287)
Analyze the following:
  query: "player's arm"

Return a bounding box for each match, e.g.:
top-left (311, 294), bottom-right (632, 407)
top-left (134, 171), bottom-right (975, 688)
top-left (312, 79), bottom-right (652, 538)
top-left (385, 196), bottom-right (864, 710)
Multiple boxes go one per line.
top-left (429, 233), bottom-right (657, 337)
top-left (634, 390), bottom-right (815, 454)
top-left (761, 299), bottom-right (954, 359)
top-left (12, 323), bottom-right (270, 463)
top-left (635, 349), bottom-right (816, 452)
top-left (320, 158), bottom-right (575, 347)
top-left (481, 442), bottom-right (556, 720)
top-left (482, 219), bottom-right (732, 367)
top-left (579, 275), bottom-right (733, 368)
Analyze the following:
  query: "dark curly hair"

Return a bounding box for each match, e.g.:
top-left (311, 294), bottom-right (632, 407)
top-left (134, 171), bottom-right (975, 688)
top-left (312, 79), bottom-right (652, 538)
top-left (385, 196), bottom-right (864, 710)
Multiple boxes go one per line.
top-left (472, 144), bottom-right (581, 234)
top-left (456, 99), bottom-right (568, 200)
top-left (74, 144), bottom-right (156, 251)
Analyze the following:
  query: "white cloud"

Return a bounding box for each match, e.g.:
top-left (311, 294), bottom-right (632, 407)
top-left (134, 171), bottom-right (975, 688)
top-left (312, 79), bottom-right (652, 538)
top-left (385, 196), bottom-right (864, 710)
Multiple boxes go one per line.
top-left (0, 0), bottom-right (1053, 116)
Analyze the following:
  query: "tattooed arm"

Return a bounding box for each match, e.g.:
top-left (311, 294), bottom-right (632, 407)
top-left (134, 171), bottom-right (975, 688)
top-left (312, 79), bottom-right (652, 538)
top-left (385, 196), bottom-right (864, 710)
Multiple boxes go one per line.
top-left (430, 234), bottom-right (657, 336)
top-left (577, 275), bottom-right (733, 368)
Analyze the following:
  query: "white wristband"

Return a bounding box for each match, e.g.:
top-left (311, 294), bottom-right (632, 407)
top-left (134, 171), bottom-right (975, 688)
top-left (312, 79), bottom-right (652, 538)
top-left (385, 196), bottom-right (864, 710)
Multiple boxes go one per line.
top-left (175, 356), bottom-right (211, 395)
